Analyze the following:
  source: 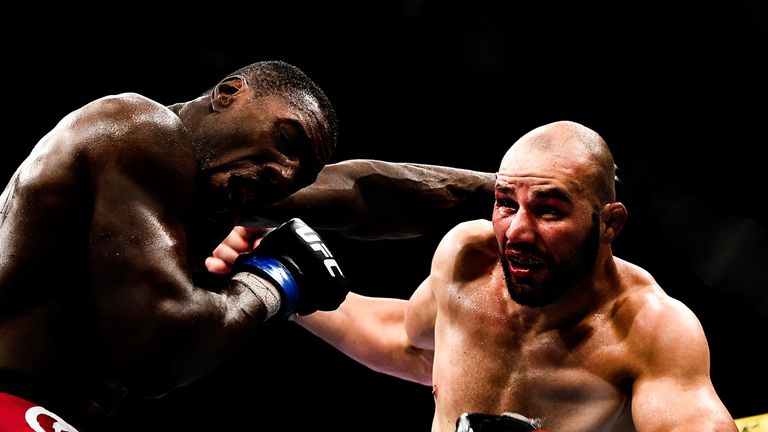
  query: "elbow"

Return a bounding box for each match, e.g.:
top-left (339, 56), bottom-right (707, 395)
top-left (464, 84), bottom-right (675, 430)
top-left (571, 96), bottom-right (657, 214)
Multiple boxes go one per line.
top-left (403, 346), bottom-right (434, 386)
top-left (367, 346), bottom-right (434, 386)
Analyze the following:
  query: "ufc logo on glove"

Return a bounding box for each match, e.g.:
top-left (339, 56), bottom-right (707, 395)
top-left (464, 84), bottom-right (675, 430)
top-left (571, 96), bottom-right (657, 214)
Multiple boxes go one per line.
top-left (295, 225), bottom-right (344, 278)
top-left (233, 218), bottom-right (350, 318)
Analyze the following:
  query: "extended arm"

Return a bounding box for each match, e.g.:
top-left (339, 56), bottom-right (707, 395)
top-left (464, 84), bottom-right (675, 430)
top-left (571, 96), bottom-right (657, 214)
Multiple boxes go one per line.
top-left (630, 299), bottom-right (737, 432)
top-left (292, 290), bottom-right (435, 385)
top-left (291, 223), bottom-right (465, 385)
top-left (240, 159), bottom-right (496, 240)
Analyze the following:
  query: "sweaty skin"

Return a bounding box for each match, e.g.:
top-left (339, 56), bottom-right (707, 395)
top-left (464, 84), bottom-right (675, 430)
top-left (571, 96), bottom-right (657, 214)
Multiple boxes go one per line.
top-left (243, 160), bottom-right (497, 240)
top-left (0, 62), bottom-right (497, 429)
top-left (0, 69), bottom-right (334, 425)
top-left (208, 160), bottom-right (497, 274)
top-left (295, 121), bottom-right (737, 432)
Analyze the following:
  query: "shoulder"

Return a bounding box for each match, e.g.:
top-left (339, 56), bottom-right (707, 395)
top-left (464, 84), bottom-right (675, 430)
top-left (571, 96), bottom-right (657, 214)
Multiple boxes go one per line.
top-left (614, 258), bottom-right (703, 334)
top-left (60, 93), bottom-right (196, 195)
top-left (612, 260), bottom-right (709, 374)
top-left (69, 93), bottom-right (192, 167)
top-left (54, 93), bottom-right (189, 160)
top-left (81, 92), bottom-right (169, 117)
top-left (432, 219), bottom-right (498, 280)
top-left (436, 219), bottom-right (494, 255)
top-left (73, 93), bottom-right (185, 140)
top-left (621, 289), bottom-right (704, 345)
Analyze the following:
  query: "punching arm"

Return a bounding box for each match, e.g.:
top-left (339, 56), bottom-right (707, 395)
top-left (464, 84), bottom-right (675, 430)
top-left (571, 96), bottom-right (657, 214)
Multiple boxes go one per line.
top-left (240, 159), bottom-right (497, 240)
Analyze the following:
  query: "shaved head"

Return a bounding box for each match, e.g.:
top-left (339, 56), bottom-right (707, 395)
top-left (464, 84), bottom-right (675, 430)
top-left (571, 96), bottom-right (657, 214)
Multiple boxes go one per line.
top-left (500, 121), bottom-right (616, 205)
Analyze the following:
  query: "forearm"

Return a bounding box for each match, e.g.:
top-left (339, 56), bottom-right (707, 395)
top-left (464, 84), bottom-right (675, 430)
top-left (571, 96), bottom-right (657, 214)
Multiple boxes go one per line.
top-left (102, 275), bottom-right (278, 397)
top-left (241, 159), bottom-right (497, 240)
top-left (292, 293), bottom-right (433, 385)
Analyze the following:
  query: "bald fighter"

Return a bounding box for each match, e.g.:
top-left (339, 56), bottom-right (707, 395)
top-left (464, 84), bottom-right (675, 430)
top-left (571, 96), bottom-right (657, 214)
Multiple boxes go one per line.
top-left (290, 121), bottom-right (738, 431)
top-left (0, 60), bottom-right (496, 431)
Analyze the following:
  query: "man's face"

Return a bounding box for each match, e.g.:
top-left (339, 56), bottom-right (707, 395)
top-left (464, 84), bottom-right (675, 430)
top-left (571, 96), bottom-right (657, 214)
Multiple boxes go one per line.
top-left (201, 94), bottom-right (330, 214)
top-left (492, 145), bottom-right (601, 307)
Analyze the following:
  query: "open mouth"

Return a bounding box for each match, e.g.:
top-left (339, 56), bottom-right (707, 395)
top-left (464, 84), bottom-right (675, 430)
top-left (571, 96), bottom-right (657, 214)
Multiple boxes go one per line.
top-left (506, 252), bottom-right (545, 276)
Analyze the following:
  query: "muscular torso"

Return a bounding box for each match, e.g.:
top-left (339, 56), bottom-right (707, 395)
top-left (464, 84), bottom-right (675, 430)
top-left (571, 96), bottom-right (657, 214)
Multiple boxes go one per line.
top-left (427, 221), bottom-right (658, 432)
top-left (0, 131), bottom-right (93, 374)
top-left (0, 93), bottom-right (203, 411)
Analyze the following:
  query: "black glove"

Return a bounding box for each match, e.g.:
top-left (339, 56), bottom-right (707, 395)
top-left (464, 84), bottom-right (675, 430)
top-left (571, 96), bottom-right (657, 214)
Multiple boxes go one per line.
top-left (455, 412), bottom-right (545, 432)
top-left (232, 218), bottom-right (349, 317)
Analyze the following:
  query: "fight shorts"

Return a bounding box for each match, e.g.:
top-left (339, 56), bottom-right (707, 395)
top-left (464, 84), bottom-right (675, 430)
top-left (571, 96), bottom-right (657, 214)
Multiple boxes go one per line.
top-left (0, 369), bottom-right (116, 432)
top-left (0, 392), bottom-right (79, 432)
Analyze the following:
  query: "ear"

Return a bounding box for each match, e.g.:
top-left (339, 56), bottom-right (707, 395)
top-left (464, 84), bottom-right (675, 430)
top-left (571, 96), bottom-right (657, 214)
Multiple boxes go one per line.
top-left (211, 75), bottom-right (247, 111)
top-left (601, 202), bottom-right (628, 242)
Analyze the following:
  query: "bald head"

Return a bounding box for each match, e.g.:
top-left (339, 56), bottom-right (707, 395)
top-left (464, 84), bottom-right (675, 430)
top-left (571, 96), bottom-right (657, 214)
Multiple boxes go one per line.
top-left (500, 121), bottom-right (616, 204)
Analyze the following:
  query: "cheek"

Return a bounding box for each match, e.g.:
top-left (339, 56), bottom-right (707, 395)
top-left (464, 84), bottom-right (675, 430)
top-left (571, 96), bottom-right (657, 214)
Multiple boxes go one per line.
top-left (491, 217), bottom-right (509, 247)
top-left (539, 222), bottom-right (584, 248)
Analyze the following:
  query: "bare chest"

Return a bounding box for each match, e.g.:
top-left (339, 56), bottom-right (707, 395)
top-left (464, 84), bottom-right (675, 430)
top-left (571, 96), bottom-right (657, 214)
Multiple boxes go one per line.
top-left (431, 291), bottom-right (634, 432)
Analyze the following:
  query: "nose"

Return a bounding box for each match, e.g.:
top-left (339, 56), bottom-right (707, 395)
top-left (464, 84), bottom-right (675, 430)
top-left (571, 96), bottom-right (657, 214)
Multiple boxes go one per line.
top-left (263, 161), bottom-right (298, 189)
top-left (505, 209), bottom-right (537, 244)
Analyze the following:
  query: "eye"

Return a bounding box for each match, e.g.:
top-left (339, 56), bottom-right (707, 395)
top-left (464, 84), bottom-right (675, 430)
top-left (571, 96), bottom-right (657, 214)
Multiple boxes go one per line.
top-left (495, 198), bottom-right (518, 213)
top-left (536, 205), bottom-right (563, 219)
top-left (275, 120), bottom-right (311, 161)
top-left (276, 124), bottom-right (294, 154)
top-left (496, 198), bottom-right (514, 208)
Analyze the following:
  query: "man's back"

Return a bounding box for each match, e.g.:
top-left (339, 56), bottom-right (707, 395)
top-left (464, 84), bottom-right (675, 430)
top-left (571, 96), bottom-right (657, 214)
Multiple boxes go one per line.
top-left (0, 93), bottom-right (193, 418)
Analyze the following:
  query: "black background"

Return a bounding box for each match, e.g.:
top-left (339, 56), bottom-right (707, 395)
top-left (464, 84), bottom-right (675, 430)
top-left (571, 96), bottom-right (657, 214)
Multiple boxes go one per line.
top-left (3, 1), bottom-right (766, 430)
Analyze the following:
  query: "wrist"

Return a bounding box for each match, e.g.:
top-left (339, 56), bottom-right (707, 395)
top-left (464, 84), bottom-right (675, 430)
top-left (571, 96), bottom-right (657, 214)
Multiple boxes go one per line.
top-left (231, 272), bottom-right (282, 321)
top-left (233, 255), bottom-right (300, 318)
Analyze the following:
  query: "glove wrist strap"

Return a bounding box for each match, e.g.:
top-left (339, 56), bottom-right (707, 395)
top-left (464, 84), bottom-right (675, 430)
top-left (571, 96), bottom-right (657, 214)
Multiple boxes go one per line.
top-left (235, 255), bottom-right (300, 317)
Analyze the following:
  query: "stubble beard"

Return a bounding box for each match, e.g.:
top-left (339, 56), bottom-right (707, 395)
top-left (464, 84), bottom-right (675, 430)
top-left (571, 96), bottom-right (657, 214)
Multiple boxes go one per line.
top-left (501, 212), bottom-right (601, 307)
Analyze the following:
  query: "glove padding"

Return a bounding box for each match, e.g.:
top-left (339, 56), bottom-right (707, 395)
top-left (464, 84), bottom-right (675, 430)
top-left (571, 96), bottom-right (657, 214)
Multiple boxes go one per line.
top-left (456, 412), bottom-right (546, 432)
top-left (233, 218), bottom-right (349, 317)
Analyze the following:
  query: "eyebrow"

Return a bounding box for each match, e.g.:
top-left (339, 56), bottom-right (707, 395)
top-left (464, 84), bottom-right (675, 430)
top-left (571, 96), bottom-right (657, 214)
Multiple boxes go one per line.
top-left (495, 185), bottom-right (572, 203)
top-left (531, 188), bottom-right (572, 203)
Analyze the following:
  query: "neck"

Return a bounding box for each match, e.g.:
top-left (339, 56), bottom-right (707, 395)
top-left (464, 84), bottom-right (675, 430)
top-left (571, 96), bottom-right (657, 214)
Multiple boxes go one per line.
top-left (167, 102), bottom-right (185, 115)
top-left (169, 95), bottom-right (210, 127)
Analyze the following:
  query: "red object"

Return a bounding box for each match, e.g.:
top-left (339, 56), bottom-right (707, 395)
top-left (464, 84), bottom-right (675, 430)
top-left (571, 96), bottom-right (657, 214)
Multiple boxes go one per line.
top-left (0, 393), bottom-right (79, 432)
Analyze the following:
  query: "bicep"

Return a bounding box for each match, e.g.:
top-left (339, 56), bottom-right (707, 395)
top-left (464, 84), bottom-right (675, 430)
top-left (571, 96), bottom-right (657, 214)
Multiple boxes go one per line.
top-left (632, 376), bottom-right (736, 432)
top-left (85, 115), bottom-right (193, 306)
top-left (630, 304), bottom-right (736, 432)
top-left (89, 167), bottom-right (190, 327)
top-left (405, 277), bottom-right (438, 350)
top-left (405, 223), bottom-right (473, 350)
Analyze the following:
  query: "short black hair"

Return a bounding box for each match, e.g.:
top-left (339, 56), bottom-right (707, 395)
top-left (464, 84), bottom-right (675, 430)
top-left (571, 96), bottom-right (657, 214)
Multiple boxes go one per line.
top-left (213, 60), bottom-right (338, 153)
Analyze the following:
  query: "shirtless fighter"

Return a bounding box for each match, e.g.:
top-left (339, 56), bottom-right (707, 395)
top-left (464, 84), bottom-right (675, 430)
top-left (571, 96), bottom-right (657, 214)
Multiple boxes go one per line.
top-left (292, 120), bottom-right (738, 432)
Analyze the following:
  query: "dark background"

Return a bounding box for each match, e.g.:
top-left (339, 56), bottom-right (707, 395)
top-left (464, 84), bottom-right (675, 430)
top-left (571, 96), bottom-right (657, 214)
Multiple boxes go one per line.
top-left (4, 1), bottom-right (766, 430)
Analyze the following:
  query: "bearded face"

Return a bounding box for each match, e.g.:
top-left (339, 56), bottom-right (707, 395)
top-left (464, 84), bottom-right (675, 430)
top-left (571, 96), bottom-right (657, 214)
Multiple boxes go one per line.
top-left (501, 210), bottom-right (601, 307)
